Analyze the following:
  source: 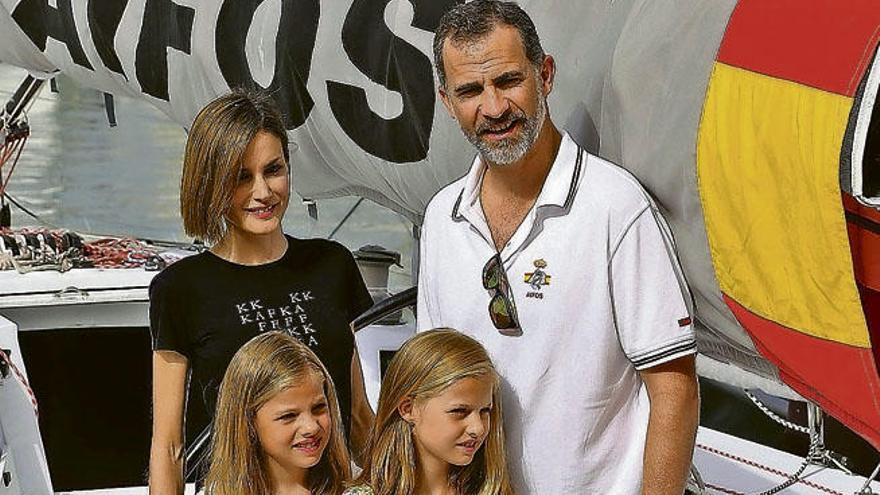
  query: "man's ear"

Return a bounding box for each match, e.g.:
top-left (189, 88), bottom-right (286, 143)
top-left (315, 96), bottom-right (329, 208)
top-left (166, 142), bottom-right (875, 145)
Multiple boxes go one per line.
top-left (540, 54), bottom-right (556, 97)
top-left (398, 396), bottom-right (416, 423)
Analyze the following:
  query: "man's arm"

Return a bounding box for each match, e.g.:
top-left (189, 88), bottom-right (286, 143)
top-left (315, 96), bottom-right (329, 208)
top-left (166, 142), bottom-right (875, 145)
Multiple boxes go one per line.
top-left (639, 354), bottom-right (699, 495)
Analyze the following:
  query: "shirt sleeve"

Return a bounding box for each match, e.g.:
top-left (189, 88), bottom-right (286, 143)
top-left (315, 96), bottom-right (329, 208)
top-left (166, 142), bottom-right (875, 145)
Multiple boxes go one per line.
top-left (416, 216), bottom-right (439, 332)
top-left (344, 248), bottom-right (375, 323)
top-left (148, 271), bottom-right (191, 359)
top-left (610, 205), bottom-right (696, 370)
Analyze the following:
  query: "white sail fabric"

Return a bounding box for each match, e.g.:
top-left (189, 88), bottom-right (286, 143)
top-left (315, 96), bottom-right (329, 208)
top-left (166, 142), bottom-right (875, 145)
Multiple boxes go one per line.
top-left (0, 0), bottom-right (781, 387)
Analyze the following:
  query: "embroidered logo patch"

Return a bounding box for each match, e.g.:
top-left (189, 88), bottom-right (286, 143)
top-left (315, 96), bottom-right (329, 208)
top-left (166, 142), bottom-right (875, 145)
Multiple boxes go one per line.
top-left (524, 259), bottom-right (551, 299)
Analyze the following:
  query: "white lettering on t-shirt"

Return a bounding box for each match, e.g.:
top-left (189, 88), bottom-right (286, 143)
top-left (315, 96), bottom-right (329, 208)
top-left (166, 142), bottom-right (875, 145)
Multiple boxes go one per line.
top-left (234, 293), bottom-right (323, 348)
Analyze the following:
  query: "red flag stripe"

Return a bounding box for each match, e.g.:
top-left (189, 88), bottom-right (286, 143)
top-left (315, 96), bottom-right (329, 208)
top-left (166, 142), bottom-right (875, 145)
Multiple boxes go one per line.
top-left (723, 294), bottom-right (880, 451)
top-left (717, 0), bottom-right (880, 96)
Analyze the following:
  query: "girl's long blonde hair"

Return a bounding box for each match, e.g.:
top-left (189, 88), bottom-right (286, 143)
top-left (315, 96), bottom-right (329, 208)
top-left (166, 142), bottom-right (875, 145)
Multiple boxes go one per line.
top-left (206, 331), bottom-right (351, 495)
top-left (354, 329), bottom-right (512, 495)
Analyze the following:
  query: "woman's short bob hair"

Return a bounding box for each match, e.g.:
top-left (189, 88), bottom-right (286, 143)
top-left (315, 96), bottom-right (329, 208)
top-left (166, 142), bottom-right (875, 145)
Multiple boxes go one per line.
top-left (353, 328), bottom-right (512, 495)
top-left (206, 331), bottom-right (351, 495)
top-left (180, 88), bottom-right (289, 244)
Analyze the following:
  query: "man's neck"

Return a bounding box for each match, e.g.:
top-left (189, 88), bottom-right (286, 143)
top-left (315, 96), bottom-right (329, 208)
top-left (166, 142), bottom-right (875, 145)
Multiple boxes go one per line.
top-left (481, 120), bottom-right (563, 201)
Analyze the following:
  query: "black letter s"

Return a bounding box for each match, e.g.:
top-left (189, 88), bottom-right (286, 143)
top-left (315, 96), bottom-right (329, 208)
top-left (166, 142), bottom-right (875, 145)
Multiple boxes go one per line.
top-left (327, 0), bottom-right (461, 163)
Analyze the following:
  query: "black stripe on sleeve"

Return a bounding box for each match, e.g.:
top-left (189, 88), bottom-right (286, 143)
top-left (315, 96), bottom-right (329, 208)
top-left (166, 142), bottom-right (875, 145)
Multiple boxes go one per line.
top-left (631, 341), bottom-right (697, 368)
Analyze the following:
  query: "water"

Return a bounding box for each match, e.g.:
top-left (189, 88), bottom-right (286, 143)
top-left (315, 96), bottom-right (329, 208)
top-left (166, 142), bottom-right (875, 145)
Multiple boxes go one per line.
top-left (0, 64), bottom-right (415, 288)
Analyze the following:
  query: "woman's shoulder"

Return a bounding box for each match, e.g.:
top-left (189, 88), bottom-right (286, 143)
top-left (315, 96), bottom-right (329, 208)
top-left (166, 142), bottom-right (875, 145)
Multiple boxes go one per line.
top-left (288, 235), bottom-right (348, 253)
top-left (149, 251), bottom-right (214, 293)
top-left (342, 485), bottom-right (375, 495)
top-left (286, 236), bottom-right (354, 262)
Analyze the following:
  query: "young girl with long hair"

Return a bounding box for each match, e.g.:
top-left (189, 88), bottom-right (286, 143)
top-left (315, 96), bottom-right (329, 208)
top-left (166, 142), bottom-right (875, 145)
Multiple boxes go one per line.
top-left (345, 329), bottom-right (512, 495)
top-left (206, 331), bottom-right (351, 495)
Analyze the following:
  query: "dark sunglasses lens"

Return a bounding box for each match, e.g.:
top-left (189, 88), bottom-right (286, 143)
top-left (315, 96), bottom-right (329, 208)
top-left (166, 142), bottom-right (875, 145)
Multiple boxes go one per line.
top-left (482, 257), bottom-right (501, 289)
top-left (489, 293), bottom-right (515, 328)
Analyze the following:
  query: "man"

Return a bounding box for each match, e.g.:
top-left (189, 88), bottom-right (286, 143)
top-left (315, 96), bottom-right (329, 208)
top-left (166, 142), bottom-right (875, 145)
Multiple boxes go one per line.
top-left (416, 1), bottom-right (700, 493)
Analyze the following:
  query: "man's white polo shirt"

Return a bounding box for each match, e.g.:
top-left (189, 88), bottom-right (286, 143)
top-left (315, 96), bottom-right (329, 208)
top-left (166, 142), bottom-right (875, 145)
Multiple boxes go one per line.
top-left (417, 132), bottom-right (696, 494)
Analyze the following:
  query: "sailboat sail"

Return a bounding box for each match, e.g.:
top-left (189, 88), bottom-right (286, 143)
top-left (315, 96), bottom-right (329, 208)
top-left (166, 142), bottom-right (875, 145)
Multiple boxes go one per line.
top-left (1, 0), bottom-right (879, 451)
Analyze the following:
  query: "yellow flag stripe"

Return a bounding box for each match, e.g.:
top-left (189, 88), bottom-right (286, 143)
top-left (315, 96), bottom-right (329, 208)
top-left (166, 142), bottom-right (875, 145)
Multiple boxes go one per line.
top-left (697, 62), bottom-right (869, 347)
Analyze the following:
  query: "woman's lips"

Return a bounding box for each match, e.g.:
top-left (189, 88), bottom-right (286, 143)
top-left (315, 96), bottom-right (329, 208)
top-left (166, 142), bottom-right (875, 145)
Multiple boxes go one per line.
top-left (245, 203), bottom-right (277, 220)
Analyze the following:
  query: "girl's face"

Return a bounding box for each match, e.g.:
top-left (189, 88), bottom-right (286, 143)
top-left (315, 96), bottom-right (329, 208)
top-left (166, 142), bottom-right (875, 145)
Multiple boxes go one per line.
top-left (405, 376), bottom-right (494, 470)
top-left (225, 130), bottom-right (289, 239)
top-left (254, 371), bottom-right (331, 477)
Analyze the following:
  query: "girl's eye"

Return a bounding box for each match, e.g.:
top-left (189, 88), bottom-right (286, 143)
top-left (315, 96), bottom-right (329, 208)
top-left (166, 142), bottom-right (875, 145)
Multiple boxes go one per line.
top-left (278, 412), bottom-right (298, 421)
top-left (480, 407), bottom-right (492, 416)
top-left (266, 163), bottom-right (283, 175)
top-left (449, 408), bottom-right (469, 417)
top-left (312, 402), bottom-right (328, 414)
top-left (237, 172), bottom-right (251, 183)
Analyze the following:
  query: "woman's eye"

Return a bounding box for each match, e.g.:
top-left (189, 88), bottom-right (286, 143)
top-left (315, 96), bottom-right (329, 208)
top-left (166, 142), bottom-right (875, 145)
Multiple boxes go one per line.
top-left (449, 408), bottom-right (469, 417)
top-left (278, 412), bottom-right (298, 421)
top-left (237, 172), bottom-right (251, 182)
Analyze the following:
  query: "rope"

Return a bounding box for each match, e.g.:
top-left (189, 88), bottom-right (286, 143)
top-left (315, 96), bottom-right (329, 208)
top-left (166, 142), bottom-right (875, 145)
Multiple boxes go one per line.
top-left (2, 193), bottom-right (60, 228)
top-left (857, 462), bottom-right (880, 495)
top-left (0, 347), bottom-right (39, 418)
top-left (0, 133), bottom-right (27, 196)
top-left (695, 442), bottom-right (844, 495)
top-left (744, 391), bottom-right (810, 434)
top-left (82, 237), bottom-right (165, 270)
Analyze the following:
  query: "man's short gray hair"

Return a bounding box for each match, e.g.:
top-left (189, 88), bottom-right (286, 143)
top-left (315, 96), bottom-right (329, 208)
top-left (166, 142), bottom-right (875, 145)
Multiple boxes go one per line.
top-left (433, 1), bottom-right (545, 89)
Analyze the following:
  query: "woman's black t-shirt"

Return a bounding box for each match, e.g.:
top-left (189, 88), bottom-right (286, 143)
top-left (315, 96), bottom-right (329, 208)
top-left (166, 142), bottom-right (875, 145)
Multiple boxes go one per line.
top-left (149, 236), bottom-right (373, 433)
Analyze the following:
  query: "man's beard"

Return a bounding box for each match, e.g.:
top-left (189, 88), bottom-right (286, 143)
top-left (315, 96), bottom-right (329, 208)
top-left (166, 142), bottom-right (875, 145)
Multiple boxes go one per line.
top-left (463, 86), bottom-right (546, 166)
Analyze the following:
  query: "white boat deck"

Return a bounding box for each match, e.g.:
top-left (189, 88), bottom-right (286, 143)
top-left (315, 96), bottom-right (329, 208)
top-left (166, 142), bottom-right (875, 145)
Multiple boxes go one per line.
top-left (694, 427), bottom-right (879, 494)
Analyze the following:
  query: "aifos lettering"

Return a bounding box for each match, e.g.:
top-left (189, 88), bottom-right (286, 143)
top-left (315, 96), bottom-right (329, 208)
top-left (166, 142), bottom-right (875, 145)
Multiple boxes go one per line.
top-left (10, 0), bottom-right (463, 163)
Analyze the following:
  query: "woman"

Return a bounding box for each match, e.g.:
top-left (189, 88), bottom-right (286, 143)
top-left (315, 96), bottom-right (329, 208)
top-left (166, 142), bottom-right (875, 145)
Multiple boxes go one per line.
top-left (346, 329), bottom-right (512, 495)
top-left (207, 331), bottom-right (350, 495)
top-left (149, 89), bottom-right (374, 494)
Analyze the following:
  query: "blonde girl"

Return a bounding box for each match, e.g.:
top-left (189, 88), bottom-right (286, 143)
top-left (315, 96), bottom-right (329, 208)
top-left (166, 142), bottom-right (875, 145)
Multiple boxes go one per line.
top-left (346, 329), bottom-right (512, 495)
top-left (206, 331), bottom-right (351, 495)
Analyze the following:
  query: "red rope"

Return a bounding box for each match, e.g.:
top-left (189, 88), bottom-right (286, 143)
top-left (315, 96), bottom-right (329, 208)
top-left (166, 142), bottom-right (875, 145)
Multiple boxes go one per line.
top-left (0, 347), bottom-right (39, 418)
top-left (0, 133), bottom-right (28, 196)
top-left (83, 237), bottom-right (160, 268)
top-left (695, 443), bottom-right (846, 495)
